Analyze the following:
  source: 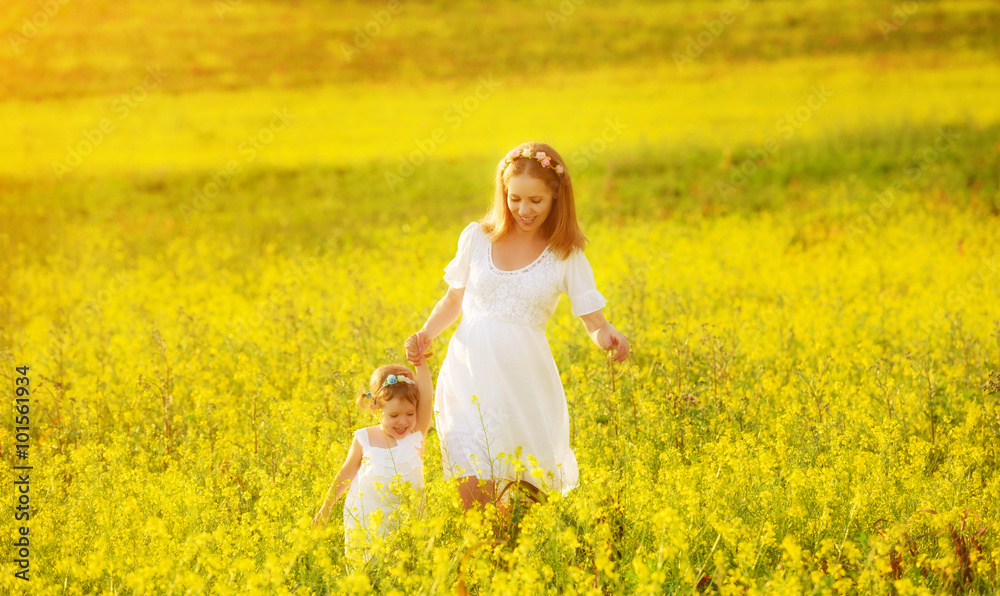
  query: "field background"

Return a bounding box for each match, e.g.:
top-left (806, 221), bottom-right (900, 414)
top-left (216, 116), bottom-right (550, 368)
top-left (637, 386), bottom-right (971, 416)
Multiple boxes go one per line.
top-left (2, 0), bottom-right (1000, 594)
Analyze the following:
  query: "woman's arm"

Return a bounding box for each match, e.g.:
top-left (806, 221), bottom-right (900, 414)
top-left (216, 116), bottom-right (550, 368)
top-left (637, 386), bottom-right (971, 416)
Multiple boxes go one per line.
top-left (406, 286), bottom-right (465, 363)
top-left (312, 437), bottom-right (363, 526)
top-left (580, 310), bottom-right (630, 362)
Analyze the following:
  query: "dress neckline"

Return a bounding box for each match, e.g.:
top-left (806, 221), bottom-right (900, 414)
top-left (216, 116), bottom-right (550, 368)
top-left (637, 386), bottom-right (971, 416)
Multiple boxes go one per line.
top-left (364, 426), bottom-right (413, 450)
top-left (487, 242), bottom-right (550, 274)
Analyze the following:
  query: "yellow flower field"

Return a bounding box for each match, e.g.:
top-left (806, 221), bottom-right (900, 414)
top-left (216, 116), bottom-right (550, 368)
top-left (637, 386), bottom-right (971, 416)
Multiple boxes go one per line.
top-left (1, 0), bottom-right (999, 593)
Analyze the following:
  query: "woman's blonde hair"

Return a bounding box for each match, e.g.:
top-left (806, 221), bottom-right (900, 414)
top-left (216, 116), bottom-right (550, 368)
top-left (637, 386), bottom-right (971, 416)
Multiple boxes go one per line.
top-left (481, 141), bottom-right (587, 259)
top-left (354, 364), bottom-right (419, 411)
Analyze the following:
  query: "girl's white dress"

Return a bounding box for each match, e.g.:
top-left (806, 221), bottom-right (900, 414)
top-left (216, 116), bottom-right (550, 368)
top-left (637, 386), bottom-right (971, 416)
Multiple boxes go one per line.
top-left (435, 222), bottom-right (606, 494)
top-left (343, 427), bottom-right (424, 548)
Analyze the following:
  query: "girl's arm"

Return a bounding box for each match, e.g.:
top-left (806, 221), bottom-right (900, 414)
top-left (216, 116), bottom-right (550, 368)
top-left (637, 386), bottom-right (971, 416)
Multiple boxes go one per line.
top-left (580, 310), bottom-right (630, 362)
top-left (406, 286), bottom-right (465, 363)
top-left (413, 355), bottom-right (434, 436)
top-left (404, 334), bottom-right (435, 436)
top-left (312, 437), bottom-right (363, 526)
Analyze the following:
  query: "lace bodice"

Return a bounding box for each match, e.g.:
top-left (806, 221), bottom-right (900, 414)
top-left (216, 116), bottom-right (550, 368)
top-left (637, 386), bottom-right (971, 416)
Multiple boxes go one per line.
top-left (465, 242), bottom-right (560, 326)
top-left (443, 222), bottom-right (608, 327)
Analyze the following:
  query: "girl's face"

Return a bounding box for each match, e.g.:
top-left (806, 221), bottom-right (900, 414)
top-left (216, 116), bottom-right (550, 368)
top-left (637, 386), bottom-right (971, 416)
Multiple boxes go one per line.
top-left (506, 174), bottom-right (554, 235)
top-left (379, 397), bottom-right (417, 440)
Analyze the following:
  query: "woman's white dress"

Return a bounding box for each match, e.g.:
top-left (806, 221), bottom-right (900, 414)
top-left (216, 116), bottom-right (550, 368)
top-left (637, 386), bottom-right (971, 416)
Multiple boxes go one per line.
top-left (435, 222), bottom-right (606, 494)
top-left (342, 427), bottom-right (424, 552)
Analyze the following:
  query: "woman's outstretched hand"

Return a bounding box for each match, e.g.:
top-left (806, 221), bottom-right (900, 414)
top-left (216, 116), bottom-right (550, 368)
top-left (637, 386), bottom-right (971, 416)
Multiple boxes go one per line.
top-left (405, 331), bottom-right (434, 365)
top-left (312, 502), bottom-right (331, 526)
top-left (606, 329), bottom-right (630, 362)
top-left (580, 311), bottom-right (630, 362)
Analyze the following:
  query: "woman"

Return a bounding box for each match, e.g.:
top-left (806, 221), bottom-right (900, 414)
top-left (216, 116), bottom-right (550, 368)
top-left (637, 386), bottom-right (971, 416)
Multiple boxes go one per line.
top-left (406, 141), bottom-right (630, 508)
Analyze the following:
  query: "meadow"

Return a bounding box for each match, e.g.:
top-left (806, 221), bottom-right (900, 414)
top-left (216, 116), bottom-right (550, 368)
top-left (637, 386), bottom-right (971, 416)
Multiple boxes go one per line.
top-left (1, 0), bottom-right (999, 594)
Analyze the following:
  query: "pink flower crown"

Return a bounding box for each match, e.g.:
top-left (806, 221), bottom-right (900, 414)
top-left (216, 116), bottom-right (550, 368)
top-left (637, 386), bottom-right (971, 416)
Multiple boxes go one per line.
top-left (499, 148), bottom-right (565, 176)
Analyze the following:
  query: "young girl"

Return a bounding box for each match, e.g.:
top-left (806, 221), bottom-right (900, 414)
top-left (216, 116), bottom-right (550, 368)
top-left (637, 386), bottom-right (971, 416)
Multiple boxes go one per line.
top-left (406, 141), bottom-right (630, 508)
top-left (312, 345), bottom-right (433, 553)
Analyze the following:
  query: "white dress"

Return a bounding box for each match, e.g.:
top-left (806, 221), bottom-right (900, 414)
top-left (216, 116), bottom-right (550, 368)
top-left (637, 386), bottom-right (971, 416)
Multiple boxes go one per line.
top-left (342, 427), bottom-right (424, 551)
top-left (435, 222), bottom-right (606, 494)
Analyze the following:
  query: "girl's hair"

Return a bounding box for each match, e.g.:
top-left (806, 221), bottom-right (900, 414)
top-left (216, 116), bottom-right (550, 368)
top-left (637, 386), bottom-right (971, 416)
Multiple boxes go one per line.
top-left (354, 364), bottom-right (420, 411)
top-left (481, 141), bottom-right (587, 259)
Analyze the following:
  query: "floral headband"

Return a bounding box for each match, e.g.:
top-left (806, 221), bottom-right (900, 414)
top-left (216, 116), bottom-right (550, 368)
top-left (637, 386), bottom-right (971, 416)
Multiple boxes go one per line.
top-left (381, 374), bottom-right (415, 388)
top-left (500, 148), bottom-right (565, 176)
top-left (365, 374), bottom-right (417, 404)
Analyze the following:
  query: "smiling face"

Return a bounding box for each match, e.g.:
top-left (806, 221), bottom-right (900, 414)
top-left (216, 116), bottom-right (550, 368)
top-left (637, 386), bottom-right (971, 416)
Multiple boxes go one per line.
top-left (379, 397), bottom-right (417, 440)
top-left (506, 173), bottom-right (554, 236)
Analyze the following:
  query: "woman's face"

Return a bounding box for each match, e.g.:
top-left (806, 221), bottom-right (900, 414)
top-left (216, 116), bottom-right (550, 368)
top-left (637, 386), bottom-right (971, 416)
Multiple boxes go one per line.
top-left (506, 173), bottom-right (553, 235)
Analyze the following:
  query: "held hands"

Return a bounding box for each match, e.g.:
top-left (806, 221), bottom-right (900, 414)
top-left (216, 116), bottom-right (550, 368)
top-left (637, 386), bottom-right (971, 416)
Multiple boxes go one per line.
top-left (405, 331), bottom-right (434, 366)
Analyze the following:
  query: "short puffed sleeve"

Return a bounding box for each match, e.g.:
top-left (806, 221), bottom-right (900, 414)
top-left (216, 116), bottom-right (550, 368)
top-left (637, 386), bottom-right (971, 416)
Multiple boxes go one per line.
top-left (442, 222), bottom-right (483, 288)
top-left (558, 249), bottom-right (607, 317)
top-left (353, 428), bottom-right (369, 451)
